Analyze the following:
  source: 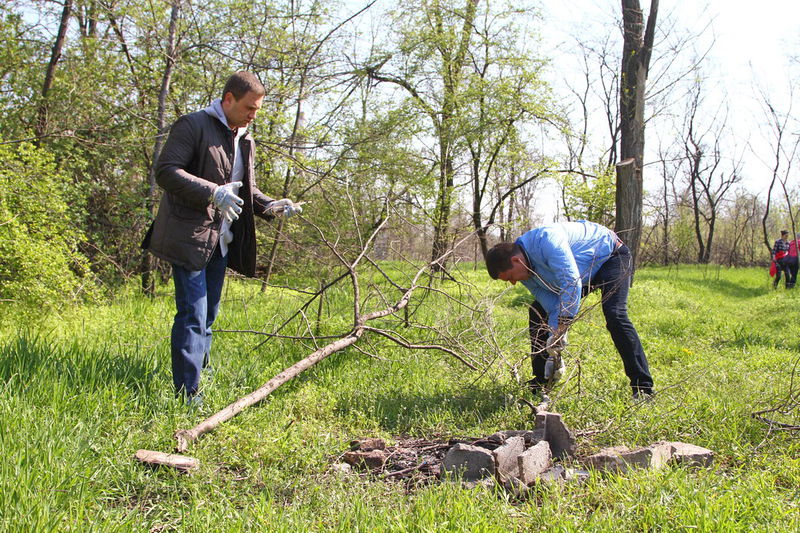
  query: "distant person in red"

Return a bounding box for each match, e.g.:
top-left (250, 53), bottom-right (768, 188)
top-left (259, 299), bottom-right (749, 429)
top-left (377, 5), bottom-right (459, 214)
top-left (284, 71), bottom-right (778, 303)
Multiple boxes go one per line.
top-left (787, 232), bottom-right (800, 289)
top-left (772, 230), bottom-right (792, 289)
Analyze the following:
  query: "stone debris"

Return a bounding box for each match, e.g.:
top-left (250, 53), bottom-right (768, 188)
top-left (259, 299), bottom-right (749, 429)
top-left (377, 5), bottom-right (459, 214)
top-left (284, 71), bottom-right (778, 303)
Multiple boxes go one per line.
top-left (493, 436), bottom-right (525, 482)
top-left (342, 450), bottom-right (387, 470)
top-left (517, 441), bottom-right (552, 485)
top-left (581, 441), bottom-right (714, 474)
top-left (332, 413), bottom-right (715, 494)
top-left (539, 465), bottom-right (565, 483)
top-left (330, 462), bottom-right (353, 474)
top-left (350, 438), bottom-right (386, 451)
top-left (442, 443), bottom-right (496, 481)
top-left (536, 411), bottom-right (577, 459)
top-left (488, 430), bottom-right (544, 446)
top-left (564, 467), bottom-right (591, 483)
top-left (660, 441), bottom-right (714, 467)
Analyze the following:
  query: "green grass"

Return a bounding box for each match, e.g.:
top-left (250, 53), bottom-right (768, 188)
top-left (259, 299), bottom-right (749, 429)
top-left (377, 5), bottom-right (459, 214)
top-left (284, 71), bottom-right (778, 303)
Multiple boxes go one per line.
top-left (1, 265), bottom-right (799, 531)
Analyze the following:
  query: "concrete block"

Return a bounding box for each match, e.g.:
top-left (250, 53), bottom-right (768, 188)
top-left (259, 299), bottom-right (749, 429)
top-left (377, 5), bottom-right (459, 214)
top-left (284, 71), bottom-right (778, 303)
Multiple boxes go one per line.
top-left (582, 442), bottom-right (671, 473)
top-left (443, 443), bottom-right (496, 481)
top-left (581, 445), bottom-right (630, 473)
top-left (661, 441), bottom-right (714, 467)
top-left (492, 436), bottom-right (525, 482)
top-left (543, 412), bottom-right (576, 458)
top-left (517, 441), bottom-right (552, 485)
top-left (342, 450), bottom-right (387, 470)
top-left (620, 442), bottom-right (673, 470)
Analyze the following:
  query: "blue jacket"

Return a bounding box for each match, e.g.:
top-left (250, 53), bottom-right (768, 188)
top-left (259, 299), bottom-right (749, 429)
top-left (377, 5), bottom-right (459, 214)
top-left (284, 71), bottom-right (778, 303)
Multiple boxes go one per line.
top-left (516, 221), bottom-right (618, 331)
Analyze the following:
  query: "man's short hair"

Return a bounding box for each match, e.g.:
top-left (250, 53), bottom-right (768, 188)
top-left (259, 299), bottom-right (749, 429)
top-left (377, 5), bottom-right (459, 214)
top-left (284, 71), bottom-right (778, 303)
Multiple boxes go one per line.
top-left (485, 242), bottom-right (522, 279)
top-left (782, 229), bottom-right (789, 236)
top-left (222, 71), bottom-right (266, 100)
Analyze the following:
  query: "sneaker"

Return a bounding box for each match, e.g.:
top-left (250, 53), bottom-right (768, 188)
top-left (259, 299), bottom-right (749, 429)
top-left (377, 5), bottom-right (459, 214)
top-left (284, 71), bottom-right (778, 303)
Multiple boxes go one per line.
top-left (632, 389), bottom-right (655, 402)
top-left (186, 392), bottom-right (204, 410)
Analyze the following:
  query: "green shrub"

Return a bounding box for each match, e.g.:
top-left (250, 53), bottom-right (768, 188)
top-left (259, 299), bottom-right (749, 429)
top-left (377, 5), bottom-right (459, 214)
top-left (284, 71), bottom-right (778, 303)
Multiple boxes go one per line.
top-left (0, 142), bottom-right (97, 308)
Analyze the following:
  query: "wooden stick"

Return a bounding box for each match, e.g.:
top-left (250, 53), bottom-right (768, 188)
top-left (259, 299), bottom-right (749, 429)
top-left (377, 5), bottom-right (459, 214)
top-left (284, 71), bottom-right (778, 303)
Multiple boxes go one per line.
top-left (174, 332), bottom-right (362, 452)
top-left (172, 225), bottom-right (469, 453)
top-left (134, 449), bottom-right (199, 472)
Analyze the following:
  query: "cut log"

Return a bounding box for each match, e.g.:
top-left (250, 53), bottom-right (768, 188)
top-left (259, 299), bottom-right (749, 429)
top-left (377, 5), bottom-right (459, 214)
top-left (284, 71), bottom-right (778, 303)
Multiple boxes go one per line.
top-left (135, 449), bottom-right (198, 472)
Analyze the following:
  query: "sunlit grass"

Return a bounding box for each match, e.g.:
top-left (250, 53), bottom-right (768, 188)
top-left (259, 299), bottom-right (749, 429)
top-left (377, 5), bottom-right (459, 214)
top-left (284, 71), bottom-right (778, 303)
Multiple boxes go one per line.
top-left (0, 265), bottom-right (798, 530)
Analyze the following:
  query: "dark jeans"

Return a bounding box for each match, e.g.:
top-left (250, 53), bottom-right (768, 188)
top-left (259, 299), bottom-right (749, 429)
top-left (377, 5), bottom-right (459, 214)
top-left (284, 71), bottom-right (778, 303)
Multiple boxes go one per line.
top-left (171, 246), bottom-right (228, 397)
top-left (776, 256), bottom-right (796, 288)
top-left (528, 244), bottom-right (653, 394)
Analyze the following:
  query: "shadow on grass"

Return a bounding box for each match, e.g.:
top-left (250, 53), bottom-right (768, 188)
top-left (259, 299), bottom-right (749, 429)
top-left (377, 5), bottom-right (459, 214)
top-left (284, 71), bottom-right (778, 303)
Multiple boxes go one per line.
top-left (0, 333), bottom-right (159, 398)
top-left (665, 277), bottom-right (770, 299)
top-left (341, 382), bottom-right (512, 435)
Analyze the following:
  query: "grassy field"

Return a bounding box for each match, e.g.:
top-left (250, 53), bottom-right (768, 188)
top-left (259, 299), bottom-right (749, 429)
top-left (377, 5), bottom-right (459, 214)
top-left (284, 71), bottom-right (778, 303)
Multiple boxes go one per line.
top-left (1, 264), bottom-right (799, 531)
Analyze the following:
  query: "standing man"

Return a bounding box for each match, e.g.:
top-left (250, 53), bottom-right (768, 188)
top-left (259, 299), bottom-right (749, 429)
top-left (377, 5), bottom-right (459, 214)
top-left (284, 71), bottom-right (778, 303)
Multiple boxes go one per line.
top-left (772, 230), bottom-right (792, 289)
top-left (143, 71), bottom-right (302, 404)
top-left (485, 221), bottom-right (654, 400)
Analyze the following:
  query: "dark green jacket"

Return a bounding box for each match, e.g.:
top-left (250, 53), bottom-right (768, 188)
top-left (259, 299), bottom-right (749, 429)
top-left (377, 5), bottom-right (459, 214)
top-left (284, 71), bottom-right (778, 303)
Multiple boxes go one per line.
top-left (143, 109), bottom-right (274, 276)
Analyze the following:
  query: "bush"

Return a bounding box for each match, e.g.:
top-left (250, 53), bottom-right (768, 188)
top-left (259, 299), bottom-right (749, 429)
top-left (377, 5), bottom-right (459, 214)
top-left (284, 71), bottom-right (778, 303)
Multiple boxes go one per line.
top-left (0, 142), bottom-right (97, 308)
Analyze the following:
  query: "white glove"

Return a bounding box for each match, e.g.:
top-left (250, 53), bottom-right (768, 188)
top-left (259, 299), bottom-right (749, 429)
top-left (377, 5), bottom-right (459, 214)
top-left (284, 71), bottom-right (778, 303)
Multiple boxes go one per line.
top-left (543, 354), bottom-right (566, 383)
top-left (211, 182), bottom-right (243, 222)
top-left (268, 198), bottom-right (302, 218)
top-left (545, 331), bottom-right (567, 357)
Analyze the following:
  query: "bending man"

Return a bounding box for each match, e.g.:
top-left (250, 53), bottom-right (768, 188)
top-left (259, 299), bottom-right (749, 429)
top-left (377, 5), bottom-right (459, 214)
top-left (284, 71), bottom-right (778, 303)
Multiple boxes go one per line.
top-left (485, 221), bottom-right (654, 400)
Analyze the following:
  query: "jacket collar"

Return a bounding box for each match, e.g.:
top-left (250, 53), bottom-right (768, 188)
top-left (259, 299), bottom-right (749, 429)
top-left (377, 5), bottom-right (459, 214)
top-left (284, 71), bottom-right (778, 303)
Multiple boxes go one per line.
top-left (203, 98), bottom-right (247, 136)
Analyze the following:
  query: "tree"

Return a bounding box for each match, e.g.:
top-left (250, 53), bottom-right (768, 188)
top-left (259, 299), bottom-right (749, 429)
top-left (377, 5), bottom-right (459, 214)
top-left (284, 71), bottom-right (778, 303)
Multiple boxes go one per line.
top-left (35, 0), bottom-right (74, 144)
top-left (681, 79), bottom-right (741, 264)
top-left (364, 0), bottom-right (480, 269)
top-left (462, 3), bottom-right (553, 257)
top-left (616, 0), bottom-right (658, 268)
top-left (758, 85), bottom-right (800, 254)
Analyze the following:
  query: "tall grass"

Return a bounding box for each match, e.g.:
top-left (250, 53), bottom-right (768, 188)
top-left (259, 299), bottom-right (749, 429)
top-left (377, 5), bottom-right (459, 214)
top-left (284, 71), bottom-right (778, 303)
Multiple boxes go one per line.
top-left (0, 265), bottom-right (798, 531)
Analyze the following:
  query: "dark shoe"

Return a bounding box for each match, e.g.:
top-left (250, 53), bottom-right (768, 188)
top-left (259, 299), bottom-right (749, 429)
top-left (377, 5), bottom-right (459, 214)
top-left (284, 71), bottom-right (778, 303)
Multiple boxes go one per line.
top-left (185, 392), bottom-right (204, 410)
top-left (526, 379), bottom-right (551, 405)
top-left (632, 389), bottom-right (655, 402)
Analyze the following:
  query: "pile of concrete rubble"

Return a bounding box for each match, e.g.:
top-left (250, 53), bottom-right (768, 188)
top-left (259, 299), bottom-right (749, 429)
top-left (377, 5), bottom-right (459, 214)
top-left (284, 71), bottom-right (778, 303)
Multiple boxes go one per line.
top-left (335, 409), bottom-right (714, 493)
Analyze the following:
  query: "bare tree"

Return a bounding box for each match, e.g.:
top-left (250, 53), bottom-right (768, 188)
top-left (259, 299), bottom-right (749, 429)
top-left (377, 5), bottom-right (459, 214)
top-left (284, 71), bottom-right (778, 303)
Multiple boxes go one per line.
top-left (141, 0), bottom-right (182, 295)
top-left (35, 0), bottom-right (74, 144)
top-left (758, 85), bottom-right (800, 253)
top-left (681, 80), bottom-right (742, 264)
top-left (616, 0), bottom-right (658, 267)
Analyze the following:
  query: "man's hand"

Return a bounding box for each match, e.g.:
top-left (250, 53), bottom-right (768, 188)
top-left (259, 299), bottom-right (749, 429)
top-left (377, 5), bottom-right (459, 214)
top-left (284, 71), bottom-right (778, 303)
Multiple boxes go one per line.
top-left (211, 182), bottom-right (244, 222)
top-left (268, 198), bottom-right (303, 218)
top-left (543, 354), bottom-right (566, 383)
top-left (544, 330), bottom-right (567, 384)
top-left (545, 331), bottom-right (568, 357)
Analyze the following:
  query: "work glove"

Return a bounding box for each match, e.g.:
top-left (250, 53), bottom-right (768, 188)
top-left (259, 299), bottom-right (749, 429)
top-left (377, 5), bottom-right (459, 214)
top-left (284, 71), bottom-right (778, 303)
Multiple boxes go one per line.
top-left (543, 354), bottom-right (566, 384)
top-left (543, 331), bottom-right (567, 384)
top-left (268, 198), bottom-right (303, 218)
top-left (211, 182), bottom-right (244, 222)
top-left (545, 331), bottom-right (568, 357)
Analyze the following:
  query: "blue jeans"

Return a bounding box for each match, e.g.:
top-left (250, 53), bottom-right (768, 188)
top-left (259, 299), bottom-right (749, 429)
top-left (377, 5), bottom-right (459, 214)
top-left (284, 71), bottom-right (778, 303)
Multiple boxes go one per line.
top-left (528, 244), bottom-right (653, 394)
top-left (171, 246), bottom-right (228, 396)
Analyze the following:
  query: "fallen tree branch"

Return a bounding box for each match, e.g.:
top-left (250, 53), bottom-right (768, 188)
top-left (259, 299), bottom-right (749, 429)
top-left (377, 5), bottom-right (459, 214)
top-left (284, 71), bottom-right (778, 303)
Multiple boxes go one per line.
top-left (175, 331), bottom-right (363, 452)
top-left (362, 326), bottom-right (477, 370)
top-left (169, 215), bottom-right (470, 454)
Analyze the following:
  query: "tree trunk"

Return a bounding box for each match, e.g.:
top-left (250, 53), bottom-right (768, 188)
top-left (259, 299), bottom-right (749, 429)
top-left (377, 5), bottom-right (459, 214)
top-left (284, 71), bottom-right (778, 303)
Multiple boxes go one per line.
top-left (35, 0), bottom-right (74, 144)
top-left (616, 0), bottom-right (658, 270)
top-left (142, 0), bottom-right (181, 295)
top-left (615, 157), bottom-right (639, 244)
